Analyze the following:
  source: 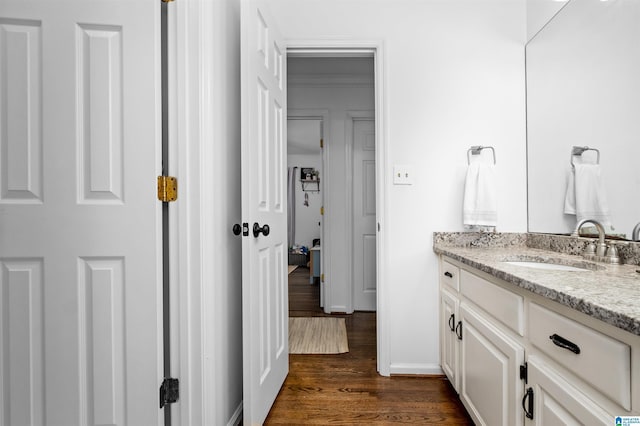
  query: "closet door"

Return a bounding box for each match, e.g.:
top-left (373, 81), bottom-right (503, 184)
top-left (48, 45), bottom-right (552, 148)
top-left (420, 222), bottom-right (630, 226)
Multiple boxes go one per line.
top-left (0, 0), bottom-right (164, 424)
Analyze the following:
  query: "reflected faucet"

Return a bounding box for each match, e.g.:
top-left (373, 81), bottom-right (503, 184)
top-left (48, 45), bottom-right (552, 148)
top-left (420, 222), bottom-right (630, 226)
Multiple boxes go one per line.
top-left (572, 219), bottom-right (607, 257)
top-left (633, 223), bottom-right (640, 242)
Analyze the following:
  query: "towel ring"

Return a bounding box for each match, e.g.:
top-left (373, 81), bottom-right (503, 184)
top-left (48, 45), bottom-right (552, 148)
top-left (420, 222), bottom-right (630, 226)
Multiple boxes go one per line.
top-left (467, 145), bottom-right (496, 165)
top-left (570, 146), bottom-right (600, 167)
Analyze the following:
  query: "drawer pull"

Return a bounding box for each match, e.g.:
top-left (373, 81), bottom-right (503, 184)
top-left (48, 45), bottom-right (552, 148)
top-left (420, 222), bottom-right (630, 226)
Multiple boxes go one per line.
top-left (455, 321), bottom-right (463, 340)
top-left (448, 314), bottom-right (455, 332)
top-left (522, 387), bottom-right (534, 420)
top-left (549, 333), bottom-right (581, 354)
top-left (444, 271), bottom-right (453, 278)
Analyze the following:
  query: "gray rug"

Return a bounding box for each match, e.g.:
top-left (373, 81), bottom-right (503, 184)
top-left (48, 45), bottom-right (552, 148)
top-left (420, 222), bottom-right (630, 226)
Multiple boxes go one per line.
top-left (289, 317), bottom-right (349, 354)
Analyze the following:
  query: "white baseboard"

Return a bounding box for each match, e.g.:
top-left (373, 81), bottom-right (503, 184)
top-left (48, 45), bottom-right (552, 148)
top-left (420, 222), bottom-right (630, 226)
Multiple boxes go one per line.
top-left (227, 402), bottom-right (243, 426)
top-left (389, 363), bottom-right (443, 375)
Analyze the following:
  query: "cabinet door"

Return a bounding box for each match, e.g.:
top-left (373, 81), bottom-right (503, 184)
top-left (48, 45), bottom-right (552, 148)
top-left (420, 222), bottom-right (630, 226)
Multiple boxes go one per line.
top-left (526, 356), bottom-right (610, 426)
top-left (441, 289), bottom-right (459, 391)
top-left (460, 303), bottom-right (525, 426)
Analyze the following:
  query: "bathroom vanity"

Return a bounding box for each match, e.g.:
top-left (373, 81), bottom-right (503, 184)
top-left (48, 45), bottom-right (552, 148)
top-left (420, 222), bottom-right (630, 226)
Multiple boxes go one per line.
top-left (434, 233), bottom-right (640, 425)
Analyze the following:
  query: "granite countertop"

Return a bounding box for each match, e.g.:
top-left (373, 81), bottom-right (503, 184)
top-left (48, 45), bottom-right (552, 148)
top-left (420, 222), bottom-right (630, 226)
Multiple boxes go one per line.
top-left (434, 242), bottom-right (640, 337)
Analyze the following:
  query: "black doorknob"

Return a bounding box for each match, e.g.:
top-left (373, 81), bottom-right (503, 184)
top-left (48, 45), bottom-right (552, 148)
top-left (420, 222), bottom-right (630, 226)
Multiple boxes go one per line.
top-left (232, 224), bottom-right (242, 236)
top-left (253, 223), bottom-right (270, 238)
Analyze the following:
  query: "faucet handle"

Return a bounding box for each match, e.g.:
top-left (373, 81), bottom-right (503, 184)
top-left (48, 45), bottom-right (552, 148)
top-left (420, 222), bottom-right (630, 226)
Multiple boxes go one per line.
top-left (606, 244), bottom-right (620, 264)
top-left (582, 241), bottom-right (596, 260)
top-left (584, 242), bottom-right (596, 255)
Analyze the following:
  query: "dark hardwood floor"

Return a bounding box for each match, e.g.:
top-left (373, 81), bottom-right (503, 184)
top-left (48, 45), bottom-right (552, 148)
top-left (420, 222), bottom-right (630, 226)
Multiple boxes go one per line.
top-left (264, 266), bottom-right (474, 425)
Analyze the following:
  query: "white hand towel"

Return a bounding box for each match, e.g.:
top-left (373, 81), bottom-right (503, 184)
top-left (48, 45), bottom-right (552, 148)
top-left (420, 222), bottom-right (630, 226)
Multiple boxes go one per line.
top-left (463, 162), bottom-right (497, 227)
top-left (564, 164), bottom-right (611, 227)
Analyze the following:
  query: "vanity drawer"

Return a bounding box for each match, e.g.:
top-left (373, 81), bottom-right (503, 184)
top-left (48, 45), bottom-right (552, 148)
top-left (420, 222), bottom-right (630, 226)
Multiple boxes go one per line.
top-left (529, 302), bottom-right (631, 409)
top-left (460, 269), bottom-right (524, 335)
top-left (440, 258), bottom-right (459, 291)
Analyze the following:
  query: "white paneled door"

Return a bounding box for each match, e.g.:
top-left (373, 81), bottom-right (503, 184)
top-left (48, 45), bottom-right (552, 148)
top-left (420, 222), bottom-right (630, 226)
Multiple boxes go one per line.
top-left (0, 1), bottom-right (163, 425)
top-left (240, 0), bottom-right (288, 424)
top-left (352, 118), bottom-right (377, 311)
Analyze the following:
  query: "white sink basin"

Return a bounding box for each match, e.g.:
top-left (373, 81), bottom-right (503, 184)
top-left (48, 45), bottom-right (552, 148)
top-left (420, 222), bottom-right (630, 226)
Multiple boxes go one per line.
top-left (503, 261), bottom-right (590, 272)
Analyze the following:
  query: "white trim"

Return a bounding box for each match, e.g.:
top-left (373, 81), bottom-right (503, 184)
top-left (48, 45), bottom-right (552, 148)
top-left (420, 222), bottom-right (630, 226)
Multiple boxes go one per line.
top-left (287, 39), bottom-right (389, 376)
top-left (389, 363), bottom-right (445, 376)
top-left (174, 0), bottom-right (206, 424)
top-left (288, 75), bottom-right (374, 88)
top-left (227, 403), bottom-right (243, 426)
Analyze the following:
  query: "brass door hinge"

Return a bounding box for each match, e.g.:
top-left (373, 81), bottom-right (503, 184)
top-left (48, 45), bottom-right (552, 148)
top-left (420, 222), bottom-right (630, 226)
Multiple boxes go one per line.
top-left (320, 138), bottom-right (324, 149)
top-left (320, 206), bottom-right (324, 216)
top-left (157, 176), bottom-right (178, 202)
top-left (321, 274), bottom-right (325, 283)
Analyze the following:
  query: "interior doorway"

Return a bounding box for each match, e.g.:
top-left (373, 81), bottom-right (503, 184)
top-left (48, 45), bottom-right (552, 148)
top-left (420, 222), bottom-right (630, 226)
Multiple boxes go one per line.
top-left (286, 54), bottom-right (377, 315)
top-left (287, 117), bottom-right (325, 308)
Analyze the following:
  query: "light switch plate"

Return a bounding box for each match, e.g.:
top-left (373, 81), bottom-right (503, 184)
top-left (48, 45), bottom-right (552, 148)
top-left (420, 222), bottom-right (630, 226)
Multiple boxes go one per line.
top-left (393, 165), bottom-right (413, 185)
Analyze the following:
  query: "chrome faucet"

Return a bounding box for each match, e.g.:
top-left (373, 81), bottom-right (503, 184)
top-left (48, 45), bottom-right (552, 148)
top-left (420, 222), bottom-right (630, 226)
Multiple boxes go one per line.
top-left (572, 219), bottom-right (607, 257)
top-left (632, 222), bottom-right (640, 242)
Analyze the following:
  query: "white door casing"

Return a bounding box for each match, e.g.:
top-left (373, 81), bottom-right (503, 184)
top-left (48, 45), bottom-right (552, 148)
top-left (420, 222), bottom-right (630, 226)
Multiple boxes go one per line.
top-left (351, 117), bottom-right (376, 311)
top-left (0, 1), bottom-right (163, 425)
top-left (241, 0), bottom-right (288, 424)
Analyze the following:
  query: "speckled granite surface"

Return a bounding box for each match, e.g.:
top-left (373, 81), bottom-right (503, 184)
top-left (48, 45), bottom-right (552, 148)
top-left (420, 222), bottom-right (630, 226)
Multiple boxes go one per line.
top-left (434, 232), bottom-right (640, 337)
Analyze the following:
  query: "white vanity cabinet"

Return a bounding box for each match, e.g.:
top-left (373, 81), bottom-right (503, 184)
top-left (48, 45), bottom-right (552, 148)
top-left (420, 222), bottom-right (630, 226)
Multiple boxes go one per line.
top-left (439, 258), bottom-right (525, 426)
top-left (440, 288), bottom-right (459, 391)
top-left (525, 355), bottom-right (610, 426)
top-left (438, 255), bottom-right (638, 425)
top-left (439, 259), bottom-right (461, 391)
top-left (459, 302), bottom-right (525, 426)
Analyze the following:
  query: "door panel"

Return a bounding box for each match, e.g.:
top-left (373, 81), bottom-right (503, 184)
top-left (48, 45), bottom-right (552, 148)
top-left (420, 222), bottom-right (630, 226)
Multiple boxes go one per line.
top-left (353, 118), bottom-right (376, 311)
top-left (459, 303), bottom-right (525, 426)
top-left (0, 20), bottom-right (42, 202)
top-left (440, 289), bottom-right (459, 392)
top-left (0, 1), bottom-right (163, 425)
top-left (527, 356), bottom-right (610, 426)
top-left (1, 259), bottom-right (45, 426)
top-left (241, 0), bottom-right (288, 424)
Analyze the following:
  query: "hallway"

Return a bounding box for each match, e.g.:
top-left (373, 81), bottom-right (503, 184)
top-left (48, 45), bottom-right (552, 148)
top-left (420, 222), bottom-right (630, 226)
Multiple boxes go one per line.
top-left (264, 267), bottom-right (473, 424)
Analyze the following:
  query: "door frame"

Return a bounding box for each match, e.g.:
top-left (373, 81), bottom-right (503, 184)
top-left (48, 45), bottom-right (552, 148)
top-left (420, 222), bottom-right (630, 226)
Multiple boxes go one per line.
top-left (288, 40), bottom-right (389, 375)
top-left (170, 21), bottom-right (391, 425)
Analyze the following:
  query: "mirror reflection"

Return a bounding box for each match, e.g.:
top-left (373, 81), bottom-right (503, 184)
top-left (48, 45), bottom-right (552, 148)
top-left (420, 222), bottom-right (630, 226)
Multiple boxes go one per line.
top-left (526, 0), bottom-right (640, 239)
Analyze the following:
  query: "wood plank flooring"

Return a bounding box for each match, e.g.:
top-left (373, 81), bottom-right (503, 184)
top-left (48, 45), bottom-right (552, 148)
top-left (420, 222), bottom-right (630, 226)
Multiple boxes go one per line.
top-left (265, 267), bottom-right (474, 425)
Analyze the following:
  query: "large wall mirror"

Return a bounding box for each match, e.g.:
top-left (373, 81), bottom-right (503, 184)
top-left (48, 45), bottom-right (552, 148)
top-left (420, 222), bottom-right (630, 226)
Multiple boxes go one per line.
top-left (526, 0), bottom-right (640, 238)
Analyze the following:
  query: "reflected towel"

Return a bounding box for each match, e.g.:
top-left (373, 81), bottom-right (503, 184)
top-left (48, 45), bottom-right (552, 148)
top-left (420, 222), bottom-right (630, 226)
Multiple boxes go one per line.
top-left (463, 163), bottom-right (497, 227)
top-left (564, 164), bottom-right (611, 227)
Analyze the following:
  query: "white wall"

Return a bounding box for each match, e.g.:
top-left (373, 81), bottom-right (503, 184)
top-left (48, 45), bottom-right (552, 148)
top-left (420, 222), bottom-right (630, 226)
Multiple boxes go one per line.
top-left (177, 0), bottom-right (243, 423)
top-left (271, 0), bottom-right (528, 374)
top-left (288, 83), bottom-right (375, 313)
top-left (526, 0), bottom-right (567, 41)
top-left (288, 154), bottom-right (322, 249)
top-left (207, 0), bottom-right (244, 421)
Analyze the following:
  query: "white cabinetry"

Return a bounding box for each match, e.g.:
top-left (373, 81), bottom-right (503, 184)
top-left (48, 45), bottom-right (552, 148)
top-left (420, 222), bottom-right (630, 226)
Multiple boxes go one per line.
top-left (459, 303), bottom-right (525, 426)
top-left (439, 259), bottom-right (461, 392)
top-left (526, 355), bottom-right (610, 426)
top-left (440, 289), bottom-right (459, 391)
top-left (439, 255), bottom-right (637, 424)
top-left (439, 258), bottom-right (525, 426)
